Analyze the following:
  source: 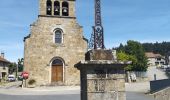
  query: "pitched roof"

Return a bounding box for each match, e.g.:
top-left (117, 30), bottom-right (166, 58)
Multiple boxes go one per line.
top-left (0, 56), bottom-right (10, 63)
top-left (145, 52), bottom-right (162, 58)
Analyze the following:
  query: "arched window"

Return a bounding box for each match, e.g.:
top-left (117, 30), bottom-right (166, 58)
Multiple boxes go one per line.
top-left (62, 2), bottom-right (69, 16)
top-left (55, 30), bottom-right (62, 44)
top-left (54, 1), bottom-right (60, 15)
top-left (46, 0), bottom-right (52, 15)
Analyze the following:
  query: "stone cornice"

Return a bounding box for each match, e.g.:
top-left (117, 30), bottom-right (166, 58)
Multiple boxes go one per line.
top-left (38, 15), bottom-right (76, 19)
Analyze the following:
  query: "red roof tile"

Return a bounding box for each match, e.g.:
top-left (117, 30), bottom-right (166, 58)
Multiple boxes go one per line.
top-left (145, 52), bottom-right (162, 58)
top-left (0, 56), bottom-right (10, 63)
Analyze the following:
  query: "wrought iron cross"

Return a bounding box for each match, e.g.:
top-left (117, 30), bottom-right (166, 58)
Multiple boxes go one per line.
top-left (89, 0), bottom-right (105, 49)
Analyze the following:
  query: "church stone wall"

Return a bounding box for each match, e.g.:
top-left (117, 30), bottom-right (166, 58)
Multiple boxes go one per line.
top-left (24, 15), bottom-right (87, 85)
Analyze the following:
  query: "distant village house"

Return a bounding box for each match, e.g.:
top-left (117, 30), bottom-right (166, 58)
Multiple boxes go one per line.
top-left (145, 52), bottom-right (165, 67)
top-left (0, 52), bottom-right (10, 80)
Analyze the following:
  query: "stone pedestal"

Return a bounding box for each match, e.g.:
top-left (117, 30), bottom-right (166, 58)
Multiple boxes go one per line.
top-left (75, 50), bottom-right (130, 100)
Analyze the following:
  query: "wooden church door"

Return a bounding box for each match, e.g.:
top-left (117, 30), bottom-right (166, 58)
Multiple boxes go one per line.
top-left (51, 59), bottom-right (63, 82)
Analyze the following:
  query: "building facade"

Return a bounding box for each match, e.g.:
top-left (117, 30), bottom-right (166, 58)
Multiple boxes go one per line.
top-left (0, 53), bottom-right (10, 80)
top-left (24, 0), bottom-right (87, 86)
top-left (145, 52), bottom-right (165, 67)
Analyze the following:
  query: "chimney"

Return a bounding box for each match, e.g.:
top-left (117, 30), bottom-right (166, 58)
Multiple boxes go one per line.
top-left (1, 52), bottom-right (4, 58)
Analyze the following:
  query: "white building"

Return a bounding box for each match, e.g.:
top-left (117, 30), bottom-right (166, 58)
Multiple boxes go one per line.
top-left (145, 52), bottom-right (165, 67)
top-left (0, 53), bottom-right (10, 80)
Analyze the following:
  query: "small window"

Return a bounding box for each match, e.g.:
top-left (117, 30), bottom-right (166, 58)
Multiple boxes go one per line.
top-left (52, 59), bottom-right (63, 66)
top-left (62, 2), bottom-right (69, 16)
top-left (2, 63), bottom-right (5, 70)
top-left (54, 1), bottom-right (60, 15)
top-left (46, 0), bottom-right (52, 15)
top-left (55, 30), bottom-right (62, 44)
top-left (157, 58), bottom-right (161, 61)
top-left (3, 67), bottom-right (6, 70)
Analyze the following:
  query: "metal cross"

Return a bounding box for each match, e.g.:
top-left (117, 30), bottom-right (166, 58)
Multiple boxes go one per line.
top-left (89, 0), bottom-right (105, 49)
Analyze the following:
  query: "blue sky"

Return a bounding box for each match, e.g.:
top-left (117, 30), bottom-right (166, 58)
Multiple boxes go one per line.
top-left (0, 0), bottom-right (170, 62)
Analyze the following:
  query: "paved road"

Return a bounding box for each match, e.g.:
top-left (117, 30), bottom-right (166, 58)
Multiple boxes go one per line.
top-left (0, 81), bottom-right (155, 100)
top-left (0, 94), bottom-right (80, 100)
top-left (127, 92), bottom-right (154, 100)
top-left (0, 94), bottom-right (79, 100)
top-left (0, 92), bottom-right (154, 100)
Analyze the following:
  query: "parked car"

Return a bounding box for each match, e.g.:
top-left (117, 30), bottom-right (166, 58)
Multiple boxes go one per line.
top-left (166, 67), bottom-right (170, 72)
top-left (7, 75), bottom-right (16, 82)
top-left (160, 65), bottom-right (168, 71)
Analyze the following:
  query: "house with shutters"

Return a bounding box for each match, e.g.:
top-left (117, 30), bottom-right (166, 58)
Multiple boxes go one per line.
top-left (145, 52), bottom-right (165, 67)
top-left (0, 52), bottom-right (10, 80)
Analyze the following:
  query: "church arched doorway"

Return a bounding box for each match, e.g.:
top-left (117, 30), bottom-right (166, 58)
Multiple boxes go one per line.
top-left (51, 58), bottom-right (64, 82)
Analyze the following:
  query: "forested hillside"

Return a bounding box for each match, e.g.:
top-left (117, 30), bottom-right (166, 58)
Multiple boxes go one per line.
top-left (115, 41), bottom-right (170, 56)
top-left (142, 42), bottom-right (170, 56)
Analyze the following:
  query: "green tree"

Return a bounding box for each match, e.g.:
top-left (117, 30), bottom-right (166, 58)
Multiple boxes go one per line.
top-left (117, 51), bottom-right (137, 71)
top-left (126, 40), bottom-right (148, 71)
top-left (8, 63), bottom-right (17, 74)
top-left (18, 58), bottom-right (24, 72)
top-left (117, 43), bottom-right (125, 52)
top-left (117, 40), bottom-right (148, 71)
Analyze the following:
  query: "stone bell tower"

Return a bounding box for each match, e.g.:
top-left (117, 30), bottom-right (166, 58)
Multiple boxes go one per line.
top-left (24, 0), bottom-right (87, 86)
top-left (39, 0), bottom-right (76, 17)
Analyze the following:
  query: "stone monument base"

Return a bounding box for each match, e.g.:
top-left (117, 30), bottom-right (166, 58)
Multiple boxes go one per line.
top-left (75, 50), bottom-right (131, 100)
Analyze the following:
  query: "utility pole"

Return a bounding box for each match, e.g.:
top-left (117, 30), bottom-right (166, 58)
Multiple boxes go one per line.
top-left (16, 59), bottom-right (20, 81)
